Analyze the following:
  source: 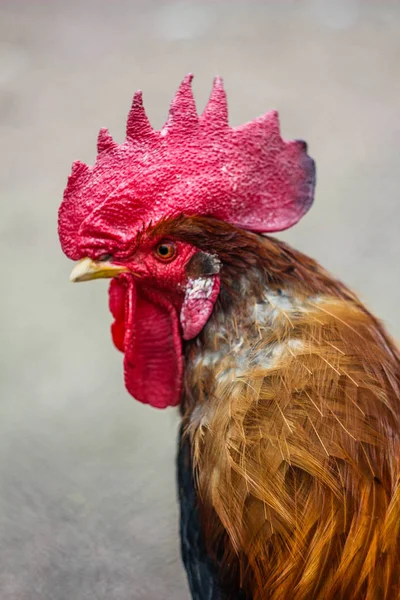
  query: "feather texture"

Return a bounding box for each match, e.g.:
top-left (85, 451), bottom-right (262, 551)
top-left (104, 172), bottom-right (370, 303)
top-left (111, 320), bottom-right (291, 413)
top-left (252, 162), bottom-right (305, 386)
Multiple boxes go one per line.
top-left (157, 216), bottom-right (400, 600)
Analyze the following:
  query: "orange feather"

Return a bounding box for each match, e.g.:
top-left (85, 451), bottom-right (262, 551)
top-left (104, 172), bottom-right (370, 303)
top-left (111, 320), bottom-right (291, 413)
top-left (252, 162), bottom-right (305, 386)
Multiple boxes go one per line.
top-left (152, 216), bottom-right (400, 600)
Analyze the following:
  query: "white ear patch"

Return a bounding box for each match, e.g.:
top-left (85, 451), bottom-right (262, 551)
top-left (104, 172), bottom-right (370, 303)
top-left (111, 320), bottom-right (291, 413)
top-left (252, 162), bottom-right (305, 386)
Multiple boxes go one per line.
top-left (180, 275), bottom-right (221, 340)
top-left (186, 276), bottom-right (214, 299)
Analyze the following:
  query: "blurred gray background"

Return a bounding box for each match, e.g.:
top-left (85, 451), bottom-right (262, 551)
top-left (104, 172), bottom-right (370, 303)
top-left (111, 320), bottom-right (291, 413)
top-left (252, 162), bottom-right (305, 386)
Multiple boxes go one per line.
top-left (0, 1), bottom-right (399, 599)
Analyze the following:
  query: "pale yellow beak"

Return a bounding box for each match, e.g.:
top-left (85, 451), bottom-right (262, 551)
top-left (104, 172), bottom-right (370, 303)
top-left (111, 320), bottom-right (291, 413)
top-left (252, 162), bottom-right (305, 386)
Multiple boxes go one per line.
top-left (69, 257), bottom-right (129, 283)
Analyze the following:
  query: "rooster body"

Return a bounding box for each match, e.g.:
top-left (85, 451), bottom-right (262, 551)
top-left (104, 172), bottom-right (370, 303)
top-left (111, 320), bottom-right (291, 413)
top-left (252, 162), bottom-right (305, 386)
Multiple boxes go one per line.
top-left (58, 76), bottom-right (400, 599)
top-left (175, 219), bottom-right (400, 599)
top-left (155, 220), bottom-right (400, 600)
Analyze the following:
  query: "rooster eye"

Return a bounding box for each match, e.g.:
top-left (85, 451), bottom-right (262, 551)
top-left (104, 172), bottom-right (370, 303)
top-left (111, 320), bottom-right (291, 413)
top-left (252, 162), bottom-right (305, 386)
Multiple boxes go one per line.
top-left (155, 242), bottom-right (176, 262)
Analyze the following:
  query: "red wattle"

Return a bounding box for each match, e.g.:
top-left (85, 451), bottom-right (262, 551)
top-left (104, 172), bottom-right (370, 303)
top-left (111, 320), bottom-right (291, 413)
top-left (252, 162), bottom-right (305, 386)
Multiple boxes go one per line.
top-left (108, 277), bottom-right (183, 408)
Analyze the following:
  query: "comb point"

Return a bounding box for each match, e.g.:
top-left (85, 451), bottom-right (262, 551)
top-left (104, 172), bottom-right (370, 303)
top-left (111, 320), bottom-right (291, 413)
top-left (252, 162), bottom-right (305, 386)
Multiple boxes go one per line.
top-left (165, 73), bottom-right (198, 132)
top-left (201, 76), bottom-right (228, 128)
top-left (97, 128), bottom-right (117, 154)
top-left (70, 160), bottom-right (90, 180)
top-left (126, 90), bottom-right (153, 140)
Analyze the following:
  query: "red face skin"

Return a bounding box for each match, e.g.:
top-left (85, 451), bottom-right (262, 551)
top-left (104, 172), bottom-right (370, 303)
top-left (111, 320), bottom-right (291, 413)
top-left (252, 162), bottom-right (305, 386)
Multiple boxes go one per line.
top-left (84, 234), bottom-right (220, 409)
top-left (113, 238), bottom-right (197, 300)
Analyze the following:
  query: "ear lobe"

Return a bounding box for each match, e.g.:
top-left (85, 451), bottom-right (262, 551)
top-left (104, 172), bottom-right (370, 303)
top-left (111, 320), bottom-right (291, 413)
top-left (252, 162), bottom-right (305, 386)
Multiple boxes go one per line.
top-left (180, 275), bottom-right (220, 341)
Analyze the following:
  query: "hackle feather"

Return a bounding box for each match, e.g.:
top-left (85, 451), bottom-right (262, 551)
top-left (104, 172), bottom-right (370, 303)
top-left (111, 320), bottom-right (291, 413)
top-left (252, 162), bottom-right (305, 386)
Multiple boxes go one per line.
top-left (153, 216), bottom-right (400, 600)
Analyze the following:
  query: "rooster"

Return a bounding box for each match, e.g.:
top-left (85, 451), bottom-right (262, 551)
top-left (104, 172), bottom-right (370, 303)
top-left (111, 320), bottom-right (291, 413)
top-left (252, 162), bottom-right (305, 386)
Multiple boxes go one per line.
top-left (58, 75), bottom-right (400, 599)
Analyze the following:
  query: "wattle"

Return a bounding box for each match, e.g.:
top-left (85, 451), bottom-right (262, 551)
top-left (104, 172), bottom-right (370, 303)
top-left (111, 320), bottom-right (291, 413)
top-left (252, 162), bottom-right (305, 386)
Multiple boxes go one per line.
top-left (108, 276), bottom-right (183, 408)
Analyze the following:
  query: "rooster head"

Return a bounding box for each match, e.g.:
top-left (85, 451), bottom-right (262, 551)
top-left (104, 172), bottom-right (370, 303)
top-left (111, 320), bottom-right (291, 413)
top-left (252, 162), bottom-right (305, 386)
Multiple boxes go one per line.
top-left (58, 74), bottom-right (315, 408)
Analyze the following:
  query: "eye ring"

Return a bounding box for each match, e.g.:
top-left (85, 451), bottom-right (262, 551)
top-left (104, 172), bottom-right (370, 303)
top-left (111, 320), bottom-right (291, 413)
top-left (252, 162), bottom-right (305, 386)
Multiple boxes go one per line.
top-left (154, 241), bottom-right (176, 262)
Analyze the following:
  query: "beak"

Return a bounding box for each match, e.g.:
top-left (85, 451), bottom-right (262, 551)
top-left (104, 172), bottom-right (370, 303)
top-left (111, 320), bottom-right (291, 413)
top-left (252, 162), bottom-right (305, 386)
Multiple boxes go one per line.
top-left (69, 257), bottom-right (129, 283)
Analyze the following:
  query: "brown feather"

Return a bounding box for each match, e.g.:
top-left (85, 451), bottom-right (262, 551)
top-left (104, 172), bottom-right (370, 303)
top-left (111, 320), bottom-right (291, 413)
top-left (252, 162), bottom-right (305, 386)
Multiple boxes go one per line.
top-left (157, 216), bottom-right (400, 599)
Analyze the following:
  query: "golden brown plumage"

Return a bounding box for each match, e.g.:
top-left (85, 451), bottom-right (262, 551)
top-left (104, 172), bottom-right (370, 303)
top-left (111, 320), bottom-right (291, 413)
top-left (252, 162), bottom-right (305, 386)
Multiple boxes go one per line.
top-left (156, 216), bottom-right (400, 600)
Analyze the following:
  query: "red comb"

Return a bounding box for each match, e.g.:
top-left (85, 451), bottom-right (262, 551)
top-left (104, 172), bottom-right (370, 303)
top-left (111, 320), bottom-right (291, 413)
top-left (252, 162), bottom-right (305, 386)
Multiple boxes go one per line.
top-left (58, 74), bottom-right (315, 260)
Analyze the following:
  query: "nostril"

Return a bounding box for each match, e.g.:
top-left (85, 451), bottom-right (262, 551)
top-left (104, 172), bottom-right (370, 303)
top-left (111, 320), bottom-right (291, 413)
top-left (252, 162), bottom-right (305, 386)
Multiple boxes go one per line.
top-left (99, 253), bottom-right (112, 262)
